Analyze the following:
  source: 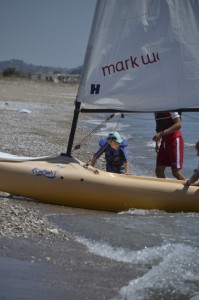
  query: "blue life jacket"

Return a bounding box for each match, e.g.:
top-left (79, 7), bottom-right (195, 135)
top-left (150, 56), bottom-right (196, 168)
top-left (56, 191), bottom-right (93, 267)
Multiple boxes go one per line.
top-left (95, 138), bottom-right (128, 173)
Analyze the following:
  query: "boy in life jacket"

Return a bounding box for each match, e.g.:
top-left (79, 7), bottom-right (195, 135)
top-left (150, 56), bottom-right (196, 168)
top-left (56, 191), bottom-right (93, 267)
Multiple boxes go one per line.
top-left (91, 131), bottom-right (129, 174)
top-left (183, 141), bottom-right (199, 187)
top-left (152, 111), bottom-right (185, 180)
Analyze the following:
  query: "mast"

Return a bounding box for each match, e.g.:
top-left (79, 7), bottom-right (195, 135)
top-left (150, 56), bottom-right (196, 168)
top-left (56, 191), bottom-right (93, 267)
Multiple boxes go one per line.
top-left (64, 101), bottom-right (81, 157)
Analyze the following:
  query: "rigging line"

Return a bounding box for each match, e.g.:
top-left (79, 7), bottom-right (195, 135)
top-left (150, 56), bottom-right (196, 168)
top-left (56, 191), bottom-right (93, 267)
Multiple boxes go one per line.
top-left (124, 114), bottom-right (154, 121)
top-left (155, 116), bottom-right (178, 121)
top-left (113, 113), bottom-right (124, 132)
top-left (124, 114), bottom-right (173, 121)
top-left (86, 113), bottom-right (125, 166)
top-left (181, 113), bottom-right (199, 120)
top-left (86, 141), bottom-right (109, 167)
top-left (72, 113), bottom-right (115, 152)
top-left (127, 113), bottom-right (199, 121)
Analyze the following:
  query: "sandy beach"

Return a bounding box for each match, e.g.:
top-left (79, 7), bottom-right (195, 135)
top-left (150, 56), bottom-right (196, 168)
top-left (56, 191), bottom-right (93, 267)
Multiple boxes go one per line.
top-left (1, 79), bottom-right (199, 300)
top-left (0, 78), bottom-right (131, 300)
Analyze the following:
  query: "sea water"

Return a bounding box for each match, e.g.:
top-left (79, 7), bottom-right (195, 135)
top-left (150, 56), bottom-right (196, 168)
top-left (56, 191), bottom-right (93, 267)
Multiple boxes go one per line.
top-left (80, 112), bottom-right (198, 178)
top-left (49, 112), bottom-right (199, 300)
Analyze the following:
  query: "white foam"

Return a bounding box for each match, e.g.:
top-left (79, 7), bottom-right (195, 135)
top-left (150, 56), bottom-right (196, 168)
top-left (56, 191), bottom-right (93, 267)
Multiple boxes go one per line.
top-left (115, 244), bottom-right (199, 300)
top-left (119, 209), bottom-right (164, 216)
top-left (76, 236), bottom-right (199, 299)
top-left (146, 140), bottom-right (155, 147)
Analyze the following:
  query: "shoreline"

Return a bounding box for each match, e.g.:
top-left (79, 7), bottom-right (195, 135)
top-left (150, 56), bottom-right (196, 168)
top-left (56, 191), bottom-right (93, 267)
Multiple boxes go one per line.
top-left (0, 78), bottom-right (97, 239)
top-left (0, 78), bottom-right (82, 256)
top-left (0, 78), bottom-right (124, 300)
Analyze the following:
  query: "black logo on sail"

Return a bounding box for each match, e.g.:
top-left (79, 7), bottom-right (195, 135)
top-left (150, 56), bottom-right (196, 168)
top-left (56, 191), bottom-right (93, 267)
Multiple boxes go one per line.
top-left (90, 84), bottom-right (100, 94)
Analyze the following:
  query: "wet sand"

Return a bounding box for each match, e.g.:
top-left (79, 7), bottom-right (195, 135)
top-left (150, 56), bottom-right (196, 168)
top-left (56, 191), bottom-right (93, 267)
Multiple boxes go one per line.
top-left (0, 78), bottom-right (144, 299)
top-left (0, 195), bottom-right (145, 300)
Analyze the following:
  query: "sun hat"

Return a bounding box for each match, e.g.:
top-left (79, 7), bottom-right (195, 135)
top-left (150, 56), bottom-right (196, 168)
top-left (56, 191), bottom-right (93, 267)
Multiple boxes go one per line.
top-left (108, 131), bottom-right (123, 144)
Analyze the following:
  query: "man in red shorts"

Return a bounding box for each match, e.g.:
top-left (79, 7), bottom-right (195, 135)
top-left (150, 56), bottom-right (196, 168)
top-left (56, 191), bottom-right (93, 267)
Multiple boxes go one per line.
top-left (152, 111), bottom-right (185, 180)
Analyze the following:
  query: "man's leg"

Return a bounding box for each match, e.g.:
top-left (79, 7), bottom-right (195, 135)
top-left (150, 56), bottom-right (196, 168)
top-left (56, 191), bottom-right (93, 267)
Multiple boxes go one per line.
top-left (170, 137), bottom-right (185, 180)
top-left (156, 165), bottom-right (166, 178)
top-left (171, 168), bottom-right (185, 180)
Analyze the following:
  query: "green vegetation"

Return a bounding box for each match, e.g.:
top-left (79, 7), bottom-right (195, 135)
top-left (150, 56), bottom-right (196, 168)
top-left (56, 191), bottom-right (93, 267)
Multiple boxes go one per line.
top-left (2, 67), bottom-right (19, 77)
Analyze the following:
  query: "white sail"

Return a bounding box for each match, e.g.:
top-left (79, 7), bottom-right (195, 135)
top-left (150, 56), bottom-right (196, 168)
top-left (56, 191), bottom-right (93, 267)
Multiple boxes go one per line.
top-left (77, 0), bottom-right (199, 111)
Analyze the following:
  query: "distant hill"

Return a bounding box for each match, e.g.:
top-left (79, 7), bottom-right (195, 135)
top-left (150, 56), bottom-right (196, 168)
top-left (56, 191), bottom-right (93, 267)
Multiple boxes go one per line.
top-left (0, 59), bottom-right (82, 76)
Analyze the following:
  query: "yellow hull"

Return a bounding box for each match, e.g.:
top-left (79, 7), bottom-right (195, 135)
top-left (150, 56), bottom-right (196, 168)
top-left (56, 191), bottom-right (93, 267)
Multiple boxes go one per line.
top-left (0, 155), bottom-right (198, 212)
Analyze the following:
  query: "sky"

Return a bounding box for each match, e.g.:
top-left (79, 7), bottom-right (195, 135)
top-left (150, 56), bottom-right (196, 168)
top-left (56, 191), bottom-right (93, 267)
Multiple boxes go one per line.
top-left (0, 0), bottom-right (97, 68)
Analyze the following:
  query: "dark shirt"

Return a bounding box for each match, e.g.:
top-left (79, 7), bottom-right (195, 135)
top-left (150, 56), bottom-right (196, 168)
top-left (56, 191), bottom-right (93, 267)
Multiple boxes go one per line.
top-left (94, 138), bottom-right (128, 174)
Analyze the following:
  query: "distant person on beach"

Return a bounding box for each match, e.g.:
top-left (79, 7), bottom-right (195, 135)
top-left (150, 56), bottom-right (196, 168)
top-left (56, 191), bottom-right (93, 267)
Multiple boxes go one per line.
top-left (183, 141), bottom-right (199, 187)
top-left (152, 111), bottom-right (185, 180)
top-left (91, 131), bottom-right (129, 174)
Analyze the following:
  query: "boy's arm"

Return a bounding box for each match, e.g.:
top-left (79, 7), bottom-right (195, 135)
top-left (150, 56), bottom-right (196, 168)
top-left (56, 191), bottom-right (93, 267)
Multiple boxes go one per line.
top-left (183, 169), bottom-right (199, 186)
top-left (90, 156), bottom-right (97, 167)
top-left (90, 146), bottom-right (105, 167)
top-left (124, 161), bottom-right (129, 175)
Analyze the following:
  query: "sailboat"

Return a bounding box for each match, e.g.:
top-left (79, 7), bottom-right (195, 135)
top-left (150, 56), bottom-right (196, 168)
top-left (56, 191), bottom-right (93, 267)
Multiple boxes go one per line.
top-left (0, 0), bottom-right (199, 212)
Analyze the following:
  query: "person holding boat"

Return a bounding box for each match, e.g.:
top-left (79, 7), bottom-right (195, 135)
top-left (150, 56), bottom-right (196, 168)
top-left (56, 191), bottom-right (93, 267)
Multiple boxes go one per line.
top-left (91, 131), bottom-right (129, 175)
top-left (183, 141), bottom-right (199, 187)
top-left (152, 111), bottom-right (185, 180)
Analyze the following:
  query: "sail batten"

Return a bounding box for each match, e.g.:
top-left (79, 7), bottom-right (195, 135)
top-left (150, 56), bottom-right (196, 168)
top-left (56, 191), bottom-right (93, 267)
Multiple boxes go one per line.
top-left (77, 0), bottom-right (199, 112)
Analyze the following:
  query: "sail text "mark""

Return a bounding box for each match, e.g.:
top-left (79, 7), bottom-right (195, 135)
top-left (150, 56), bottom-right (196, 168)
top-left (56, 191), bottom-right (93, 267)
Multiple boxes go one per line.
top-left (102, 52), bottom-right (159, 77)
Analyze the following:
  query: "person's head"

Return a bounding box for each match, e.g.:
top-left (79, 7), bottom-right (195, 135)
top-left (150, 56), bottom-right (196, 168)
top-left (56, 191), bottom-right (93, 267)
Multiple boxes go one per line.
top-left (195, 141), bottom-right (199, 155)
top-left (108, 131), bottom-right (123, 149)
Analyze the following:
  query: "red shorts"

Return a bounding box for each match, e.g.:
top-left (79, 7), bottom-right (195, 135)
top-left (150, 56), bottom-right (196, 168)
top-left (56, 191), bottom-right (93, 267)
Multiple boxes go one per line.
top-left (157, 136), bottom-right (184, 169)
